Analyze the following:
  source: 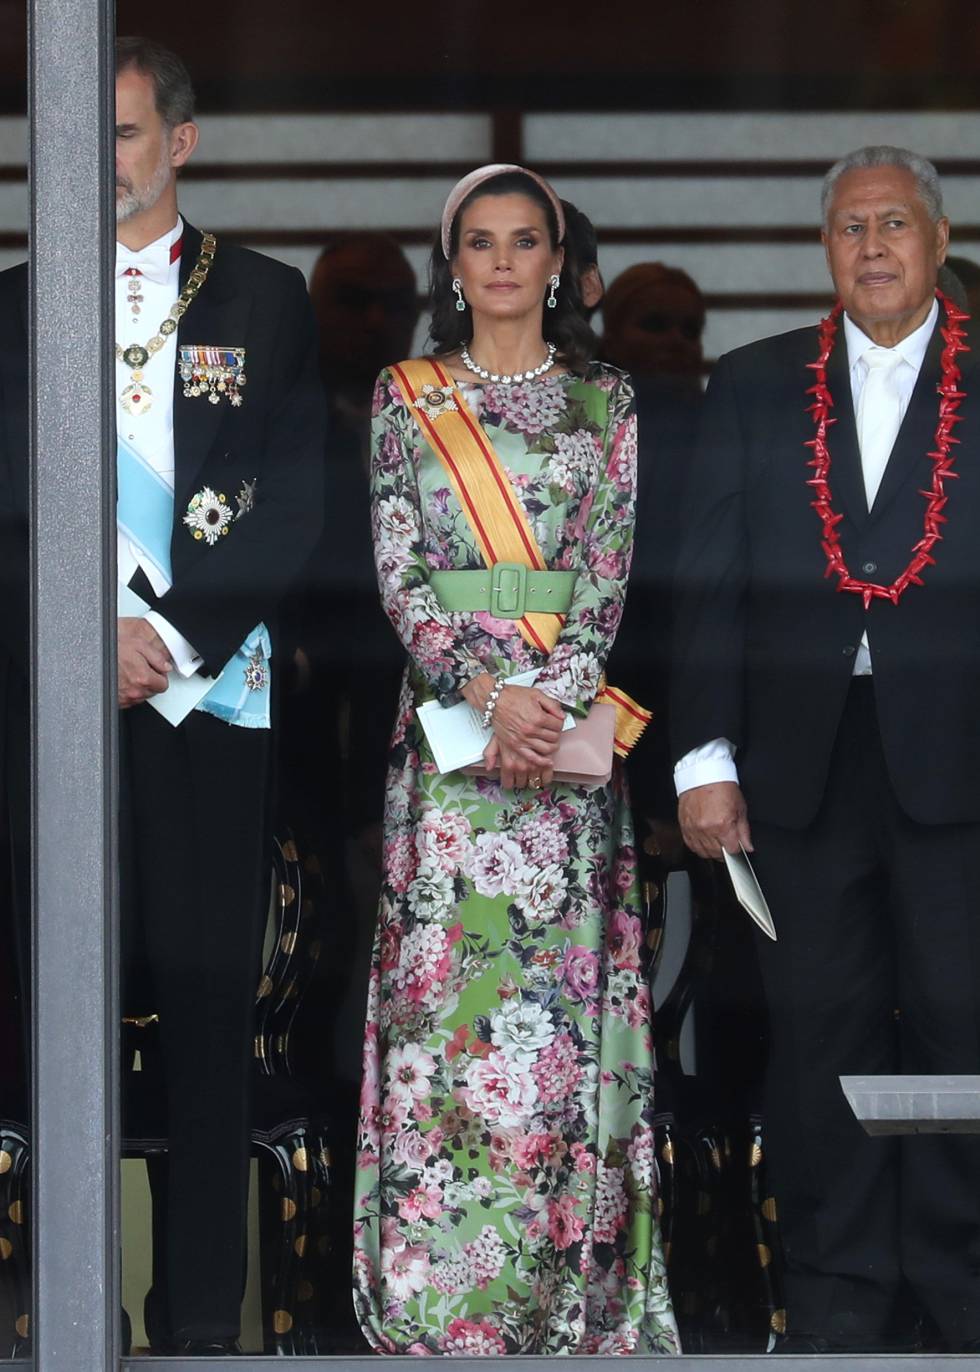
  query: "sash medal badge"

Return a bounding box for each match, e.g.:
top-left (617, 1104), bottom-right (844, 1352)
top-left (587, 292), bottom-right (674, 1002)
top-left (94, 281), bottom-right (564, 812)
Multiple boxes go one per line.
top-left (413, 383), bottom-right (458, 421)
top-left (180, 345), bottom-right (247, 406)
top-left (244, 646), bottom-right (268, 693)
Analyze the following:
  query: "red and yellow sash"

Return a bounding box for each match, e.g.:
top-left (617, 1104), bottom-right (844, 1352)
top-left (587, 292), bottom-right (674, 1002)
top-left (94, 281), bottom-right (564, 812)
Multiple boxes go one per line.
top-left (393, 357), bottom-right (650, 756)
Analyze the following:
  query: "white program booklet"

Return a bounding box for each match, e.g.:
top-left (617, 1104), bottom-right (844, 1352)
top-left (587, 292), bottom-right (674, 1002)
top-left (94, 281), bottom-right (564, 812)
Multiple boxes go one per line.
top-left (417, 669), bottom-right (574, 775)
top-left (723, 843), bottom-right (777, 941)
top-left (117, 583), bottom-right (218, 727)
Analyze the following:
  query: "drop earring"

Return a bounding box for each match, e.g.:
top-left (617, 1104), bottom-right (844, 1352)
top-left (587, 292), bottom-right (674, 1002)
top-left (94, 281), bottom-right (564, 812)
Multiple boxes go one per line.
top-left (452, 278), bottom-right (467, 312)
top-left (546, 274), bottom-right (560, 309)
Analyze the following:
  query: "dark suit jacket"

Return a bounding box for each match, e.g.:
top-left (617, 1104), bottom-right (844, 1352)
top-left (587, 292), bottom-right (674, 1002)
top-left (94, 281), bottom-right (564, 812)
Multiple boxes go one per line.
top-left (671, 313), bottom-right (980, 828)
top-left (0, 220), bottom-right (326, 685)
top-left (605, 375), bottom-right (701, 820)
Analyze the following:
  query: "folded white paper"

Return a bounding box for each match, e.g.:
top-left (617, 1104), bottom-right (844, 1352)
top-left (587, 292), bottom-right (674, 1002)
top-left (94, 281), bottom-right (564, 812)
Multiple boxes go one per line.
top-left (723, 843), bottom-right (777, 941)
top-left (117, 583), bottom-right (218, 727)
top-left (417, 668), bottom-right (573, 774)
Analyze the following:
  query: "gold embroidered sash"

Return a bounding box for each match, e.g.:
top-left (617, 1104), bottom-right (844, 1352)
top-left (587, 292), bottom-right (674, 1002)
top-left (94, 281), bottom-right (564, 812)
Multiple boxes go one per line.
top-left (393, 357), bottom-right (650, 756)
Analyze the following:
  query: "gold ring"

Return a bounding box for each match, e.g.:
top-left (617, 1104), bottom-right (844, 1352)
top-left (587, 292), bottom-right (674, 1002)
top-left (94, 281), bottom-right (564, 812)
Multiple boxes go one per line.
top-left (529, 775), bottom-right (543, 790)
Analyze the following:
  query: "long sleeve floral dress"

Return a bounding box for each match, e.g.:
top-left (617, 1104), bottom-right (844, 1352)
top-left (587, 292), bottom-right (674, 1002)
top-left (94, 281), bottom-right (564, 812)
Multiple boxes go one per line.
top-left (353, 361), bottom-right (679, 1356)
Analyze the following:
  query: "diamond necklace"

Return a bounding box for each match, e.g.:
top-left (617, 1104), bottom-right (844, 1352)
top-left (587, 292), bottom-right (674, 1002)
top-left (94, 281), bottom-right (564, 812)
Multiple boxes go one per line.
top-left (115, 232), bottom-right (217, 417)
top-left (460, 341), bottom-right (556, 384)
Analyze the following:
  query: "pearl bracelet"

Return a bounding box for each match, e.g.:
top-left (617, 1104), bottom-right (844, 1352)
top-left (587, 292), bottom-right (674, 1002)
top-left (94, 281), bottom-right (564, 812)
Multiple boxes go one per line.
top-left (480, 678), bottom-right (505, 729)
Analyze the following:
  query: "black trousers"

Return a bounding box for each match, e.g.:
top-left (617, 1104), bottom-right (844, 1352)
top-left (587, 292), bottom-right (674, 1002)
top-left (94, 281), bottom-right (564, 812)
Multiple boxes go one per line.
top-left (749, 678), bottom-right (980, 1348)
top-left (120, 703), bottom-right (270, 1343)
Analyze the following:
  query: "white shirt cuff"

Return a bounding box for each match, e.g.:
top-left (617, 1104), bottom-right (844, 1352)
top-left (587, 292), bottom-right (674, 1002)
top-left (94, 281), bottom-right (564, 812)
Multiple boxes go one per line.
top-left (145, 611), bottom-right (204, 679)
top-left (674, 737), bottom-right (739, 795)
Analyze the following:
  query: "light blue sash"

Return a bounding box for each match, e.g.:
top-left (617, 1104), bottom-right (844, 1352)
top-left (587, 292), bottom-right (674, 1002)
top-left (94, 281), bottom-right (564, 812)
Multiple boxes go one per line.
top-left (117, 436), bottom-right (272, 730)
top-left (117, 435), bottom-right (174, 585)
top-left (196, 623), bottom-right (272, 729)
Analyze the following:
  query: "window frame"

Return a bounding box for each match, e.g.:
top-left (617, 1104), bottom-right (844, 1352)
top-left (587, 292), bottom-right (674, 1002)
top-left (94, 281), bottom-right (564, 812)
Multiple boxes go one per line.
top-left (29, 0), bottom-right (119, 1366)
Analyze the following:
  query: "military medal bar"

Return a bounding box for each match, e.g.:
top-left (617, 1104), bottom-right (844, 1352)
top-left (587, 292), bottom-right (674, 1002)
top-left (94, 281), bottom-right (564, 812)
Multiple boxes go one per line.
top-left (180, 346), bottom-right (247, 406)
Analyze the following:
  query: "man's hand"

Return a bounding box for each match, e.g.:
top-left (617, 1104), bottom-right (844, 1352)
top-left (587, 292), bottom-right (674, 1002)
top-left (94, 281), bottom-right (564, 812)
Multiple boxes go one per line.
top-left (678, 781), bottom-right (752, 860)
top-left (118, 617), bottom-right (173, 708)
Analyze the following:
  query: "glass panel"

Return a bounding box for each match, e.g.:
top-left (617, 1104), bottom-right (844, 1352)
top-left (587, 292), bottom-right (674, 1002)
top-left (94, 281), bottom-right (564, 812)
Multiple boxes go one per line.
top-left (111, 6), bottom-right (980, 1366)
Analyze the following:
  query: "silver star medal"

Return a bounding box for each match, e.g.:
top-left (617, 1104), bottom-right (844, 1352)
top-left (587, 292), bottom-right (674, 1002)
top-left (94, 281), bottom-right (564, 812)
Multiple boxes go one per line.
top-left (183, 487), bottom-right (233, 546)
top-left (235, 478), bottom-right (257, 521)
top-left (243, 647), bottom-right (268, 693)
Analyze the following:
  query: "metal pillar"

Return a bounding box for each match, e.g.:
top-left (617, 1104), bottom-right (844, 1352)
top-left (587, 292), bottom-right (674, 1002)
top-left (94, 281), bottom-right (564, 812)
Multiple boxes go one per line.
top-left (29, 0), bottom-right (118, 1366)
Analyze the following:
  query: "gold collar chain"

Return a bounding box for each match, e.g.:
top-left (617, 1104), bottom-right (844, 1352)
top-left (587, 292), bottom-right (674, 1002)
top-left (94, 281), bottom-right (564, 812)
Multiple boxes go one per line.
top-left (116, 232), bottom-right (217, 416)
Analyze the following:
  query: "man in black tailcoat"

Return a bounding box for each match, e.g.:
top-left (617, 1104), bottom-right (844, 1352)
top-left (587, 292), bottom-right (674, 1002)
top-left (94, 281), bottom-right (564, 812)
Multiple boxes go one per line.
top-left (0, 38), bottom-right (324, 1352)
top-left (672, 146), bottom-right (980, 1353)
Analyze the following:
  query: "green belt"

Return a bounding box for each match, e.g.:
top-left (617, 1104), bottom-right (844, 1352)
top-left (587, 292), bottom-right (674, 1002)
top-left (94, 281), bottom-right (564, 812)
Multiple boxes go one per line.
top-left (430, 563), bottom-right (576, 620)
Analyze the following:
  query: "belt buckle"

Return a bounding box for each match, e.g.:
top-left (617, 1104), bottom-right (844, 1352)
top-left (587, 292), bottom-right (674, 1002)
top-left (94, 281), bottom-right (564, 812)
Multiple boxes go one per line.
top-left (490, 562), bottom-right (527, 619)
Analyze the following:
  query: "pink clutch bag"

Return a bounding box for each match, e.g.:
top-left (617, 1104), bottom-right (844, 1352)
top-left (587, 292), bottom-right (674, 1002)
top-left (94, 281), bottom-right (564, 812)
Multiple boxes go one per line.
top-left (463, 701), bottom-right (616, 788)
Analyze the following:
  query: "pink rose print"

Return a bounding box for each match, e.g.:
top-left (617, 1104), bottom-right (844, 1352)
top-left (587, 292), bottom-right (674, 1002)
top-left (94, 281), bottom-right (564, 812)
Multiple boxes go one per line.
top-left (561, 944), bottom-right (601, 1001)
top-left (607, 909), bottom-right (643, 972)
top-left (441, 1318), bottom-right (508, 1356)
top-left (547, 1193), bottom-right (586, 1251)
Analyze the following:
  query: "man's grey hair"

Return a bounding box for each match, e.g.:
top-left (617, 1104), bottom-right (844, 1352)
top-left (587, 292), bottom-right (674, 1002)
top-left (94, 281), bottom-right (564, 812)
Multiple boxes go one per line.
top-left (821, 145), bottom-right (944, 225)
top-left (116, 36), bottom-right (195, 129)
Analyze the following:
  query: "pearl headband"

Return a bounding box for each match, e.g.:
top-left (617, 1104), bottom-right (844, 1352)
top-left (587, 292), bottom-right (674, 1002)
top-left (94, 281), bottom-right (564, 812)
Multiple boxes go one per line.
top-left (440, 163), bottom-right (566, 259)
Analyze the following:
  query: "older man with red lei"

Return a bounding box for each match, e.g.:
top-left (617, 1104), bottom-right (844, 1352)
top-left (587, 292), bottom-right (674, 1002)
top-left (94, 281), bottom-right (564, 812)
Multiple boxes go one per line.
top-left (673, 145), bottom-right (980, 1354)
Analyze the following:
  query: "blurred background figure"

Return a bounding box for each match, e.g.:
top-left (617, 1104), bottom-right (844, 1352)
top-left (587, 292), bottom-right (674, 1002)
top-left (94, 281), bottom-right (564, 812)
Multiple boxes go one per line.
top-left (601, 261), bottom-right (705, 392)
top-left (277, 234), bottom-right (420, 1349)
top-left (283, 231), bottom-right (419, 1077)
top-left (310, 233), bottom-right (421, 420)
top-left (601, 259), bottom-right (707, 829)
top-left (600, 250), bottom-right (768, 1352)
top-left (942, 254), bottom-right (980, 317)
top-left (561, 198), bottom-right (604, 315)
top-left (305, 235), bottom-right (419, 894)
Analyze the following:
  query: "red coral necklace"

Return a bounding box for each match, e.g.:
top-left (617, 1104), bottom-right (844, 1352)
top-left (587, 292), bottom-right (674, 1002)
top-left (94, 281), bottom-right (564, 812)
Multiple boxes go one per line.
top-left (804, 289), bottom-right (970, 609)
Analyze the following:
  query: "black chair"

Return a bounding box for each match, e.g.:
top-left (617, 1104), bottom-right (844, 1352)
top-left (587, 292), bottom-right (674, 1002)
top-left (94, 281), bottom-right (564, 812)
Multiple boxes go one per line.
top-left (0, 1120), bottom-right (29, 1355)
top-left (647, 854), bottom-right (785, 1352)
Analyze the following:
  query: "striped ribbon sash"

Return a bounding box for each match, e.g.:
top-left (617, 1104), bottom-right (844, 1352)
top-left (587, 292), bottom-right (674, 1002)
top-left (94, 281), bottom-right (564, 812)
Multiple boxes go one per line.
top-left (393, 358), bottom-right (650, 756)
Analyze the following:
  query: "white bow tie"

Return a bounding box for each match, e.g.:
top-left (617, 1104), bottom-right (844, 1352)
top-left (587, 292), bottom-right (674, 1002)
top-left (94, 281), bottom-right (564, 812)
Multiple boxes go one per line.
top-left (115, 241), bottom-right (174, 285)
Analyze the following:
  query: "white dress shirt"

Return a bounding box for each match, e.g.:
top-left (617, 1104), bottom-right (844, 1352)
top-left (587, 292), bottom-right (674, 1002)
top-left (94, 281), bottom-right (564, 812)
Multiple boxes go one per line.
top-left (116, 215), bottom-right (202, 677)
top-left (674, 298), bottom-right (939, 796)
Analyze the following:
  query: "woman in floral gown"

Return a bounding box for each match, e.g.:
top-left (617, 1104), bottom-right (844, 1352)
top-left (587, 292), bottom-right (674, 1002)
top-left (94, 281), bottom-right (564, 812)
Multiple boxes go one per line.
top-left (353, 165), bottom-right (679, 1356)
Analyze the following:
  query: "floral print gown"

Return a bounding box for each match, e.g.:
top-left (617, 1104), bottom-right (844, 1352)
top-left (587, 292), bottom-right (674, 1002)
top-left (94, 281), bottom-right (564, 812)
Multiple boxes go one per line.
top-left (353, 362), bottom-right (679, 1356)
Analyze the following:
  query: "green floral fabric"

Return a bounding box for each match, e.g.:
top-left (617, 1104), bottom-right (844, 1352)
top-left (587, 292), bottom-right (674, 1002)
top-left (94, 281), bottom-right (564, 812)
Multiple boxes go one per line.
top-left (353, 364), bottom-right (679, 1356)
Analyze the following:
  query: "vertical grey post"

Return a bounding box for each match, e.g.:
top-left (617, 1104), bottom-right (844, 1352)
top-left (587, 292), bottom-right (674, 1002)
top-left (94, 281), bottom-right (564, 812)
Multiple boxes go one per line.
top-left (29, 0), bottom-right (118, 1368)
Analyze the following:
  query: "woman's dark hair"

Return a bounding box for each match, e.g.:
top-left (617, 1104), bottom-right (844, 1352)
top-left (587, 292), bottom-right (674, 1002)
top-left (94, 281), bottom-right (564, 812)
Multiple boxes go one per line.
top-left (561, 199), bottom-right (598, 272)
top-left (428, 171), bottom-right (596, 372)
